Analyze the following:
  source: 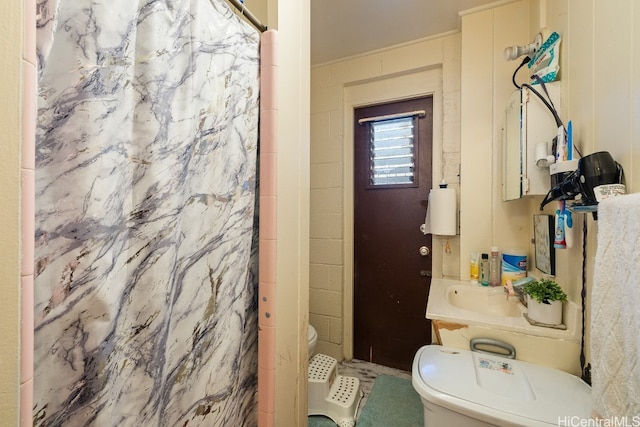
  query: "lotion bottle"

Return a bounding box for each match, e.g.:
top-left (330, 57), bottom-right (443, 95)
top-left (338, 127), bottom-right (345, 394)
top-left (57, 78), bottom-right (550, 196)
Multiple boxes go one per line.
top-left (470, 252), bottom-right (479, 284)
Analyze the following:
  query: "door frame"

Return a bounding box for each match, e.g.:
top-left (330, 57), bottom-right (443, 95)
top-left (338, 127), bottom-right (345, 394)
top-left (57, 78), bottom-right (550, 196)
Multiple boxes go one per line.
top-left (342, 68), bottom-right (445, 360)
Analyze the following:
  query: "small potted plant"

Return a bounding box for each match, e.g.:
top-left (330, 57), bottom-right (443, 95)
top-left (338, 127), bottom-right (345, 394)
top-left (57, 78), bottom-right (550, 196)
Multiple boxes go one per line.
top-left (523, 278), bottom-right (567, 325)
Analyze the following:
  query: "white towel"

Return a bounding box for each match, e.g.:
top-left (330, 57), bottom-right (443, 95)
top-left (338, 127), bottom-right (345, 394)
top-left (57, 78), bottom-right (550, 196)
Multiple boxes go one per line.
top-left (591, 192), bottom-right (640, 418)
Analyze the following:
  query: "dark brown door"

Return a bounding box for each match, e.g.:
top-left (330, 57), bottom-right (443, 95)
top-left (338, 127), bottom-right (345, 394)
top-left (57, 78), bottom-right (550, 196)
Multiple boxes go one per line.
top-left (353, 97), bottom-right (433, 372)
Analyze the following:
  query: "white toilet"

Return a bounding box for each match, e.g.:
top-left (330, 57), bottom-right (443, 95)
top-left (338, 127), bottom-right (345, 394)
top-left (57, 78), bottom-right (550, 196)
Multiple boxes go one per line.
top-left (412, 345), bottom-right (592, 426)
top-left (308, 324), bottom-right (318, 358)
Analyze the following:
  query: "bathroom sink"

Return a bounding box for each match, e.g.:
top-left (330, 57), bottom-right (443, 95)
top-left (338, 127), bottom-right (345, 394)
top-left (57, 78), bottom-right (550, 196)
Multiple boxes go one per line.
top-left (427, 278), bottom-right (581, 340)
top-left (445, 285), bottom-right (523, 317)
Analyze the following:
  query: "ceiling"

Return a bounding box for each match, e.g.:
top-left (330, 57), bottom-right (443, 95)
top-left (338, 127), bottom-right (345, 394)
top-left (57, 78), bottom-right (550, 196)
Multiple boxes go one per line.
top-left (311, 0), bottom-right (497, 66)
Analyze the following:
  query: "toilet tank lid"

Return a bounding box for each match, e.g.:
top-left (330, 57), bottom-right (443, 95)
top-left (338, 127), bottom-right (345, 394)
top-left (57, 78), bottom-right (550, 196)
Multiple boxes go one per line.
top-left (412, 345), bottom-right (592, 424)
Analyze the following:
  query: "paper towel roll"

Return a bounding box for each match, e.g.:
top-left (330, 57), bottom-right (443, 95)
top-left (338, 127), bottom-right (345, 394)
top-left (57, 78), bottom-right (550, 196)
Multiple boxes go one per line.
top-left (424, 188), bottom-right (457, 235)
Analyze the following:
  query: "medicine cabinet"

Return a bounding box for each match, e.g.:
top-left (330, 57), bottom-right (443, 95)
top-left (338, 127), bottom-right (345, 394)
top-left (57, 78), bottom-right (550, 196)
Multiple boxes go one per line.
top-left (502, 82), bottom-right (561, 201)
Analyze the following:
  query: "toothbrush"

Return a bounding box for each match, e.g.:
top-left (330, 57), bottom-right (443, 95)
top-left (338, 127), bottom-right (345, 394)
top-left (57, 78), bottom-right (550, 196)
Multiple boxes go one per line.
top-left (554, 202), bottom-right (567, 249)
top-left (567, 121), bottom-right (573, 160)
top-left (564, 209), bottom-right (574, 248)
top-left (556, 125), bottom-right (565, 162)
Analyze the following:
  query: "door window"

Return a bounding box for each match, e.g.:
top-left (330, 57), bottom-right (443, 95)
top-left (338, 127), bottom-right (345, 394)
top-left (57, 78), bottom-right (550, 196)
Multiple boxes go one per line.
top-left (367, 117), bottom-right (417, 187)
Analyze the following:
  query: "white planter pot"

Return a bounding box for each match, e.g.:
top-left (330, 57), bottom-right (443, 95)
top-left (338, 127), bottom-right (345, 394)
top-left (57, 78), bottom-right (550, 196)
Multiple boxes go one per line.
top-left (527, 299), bottom-right (563, 325)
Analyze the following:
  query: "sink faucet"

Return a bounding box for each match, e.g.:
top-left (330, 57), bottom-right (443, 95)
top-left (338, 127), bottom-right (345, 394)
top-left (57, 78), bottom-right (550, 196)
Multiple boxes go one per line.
top-left (505, 279), bottom-right (530, 306)
top-left (504, 280), bottom-right (515, 297)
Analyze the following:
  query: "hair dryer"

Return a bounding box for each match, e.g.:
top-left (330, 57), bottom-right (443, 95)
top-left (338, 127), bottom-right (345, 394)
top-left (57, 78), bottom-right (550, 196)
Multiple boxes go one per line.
top-left (540, 151), bottom-right (623, 210)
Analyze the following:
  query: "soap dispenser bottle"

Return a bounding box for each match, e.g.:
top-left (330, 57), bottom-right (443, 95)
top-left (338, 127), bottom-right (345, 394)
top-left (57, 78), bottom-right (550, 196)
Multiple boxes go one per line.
top-left (488, 247), bottom-right (501, 287)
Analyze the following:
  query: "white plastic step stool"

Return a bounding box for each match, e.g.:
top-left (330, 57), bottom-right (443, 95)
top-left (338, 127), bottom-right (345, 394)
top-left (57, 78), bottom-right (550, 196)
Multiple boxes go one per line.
top-left (308, 353), bottom-right (363, 427)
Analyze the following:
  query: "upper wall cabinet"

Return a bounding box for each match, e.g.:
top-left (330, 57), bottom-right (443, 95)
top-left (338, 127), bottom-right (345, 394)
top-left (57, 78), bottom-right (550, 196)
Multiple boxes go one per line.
top-left (503, 82), bottom-right (561, 201)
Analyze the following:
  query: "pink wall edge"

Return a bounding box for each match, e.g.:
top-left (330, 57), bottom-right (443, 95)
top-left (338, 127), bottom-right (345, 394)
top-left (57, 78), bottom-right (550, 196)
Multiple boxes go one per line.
top-left (258, 28), bottom-right (278, 427)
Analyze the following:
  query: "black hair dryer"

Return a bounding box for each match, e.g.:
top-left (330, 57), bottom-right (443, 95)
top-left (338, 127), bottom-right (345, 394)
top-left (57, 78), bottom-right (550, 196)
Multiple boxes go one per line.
top-left (540, 151), bottom-right (623, 215)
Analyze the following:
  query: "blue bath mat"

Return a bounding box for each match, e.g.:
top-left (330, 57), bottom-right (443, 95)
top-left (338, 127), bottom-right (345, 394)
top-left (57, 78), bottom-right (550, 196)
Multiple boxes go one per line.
top-left (308, 415), bottom-right (341, 427)
top-left (356, 374), bottom-right (423, 427)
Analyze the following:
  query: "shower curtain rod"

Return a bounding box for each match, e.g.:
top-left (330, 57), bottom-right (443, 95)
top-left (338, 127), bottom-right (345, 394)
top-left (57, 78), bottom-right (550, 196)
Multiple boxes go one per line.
top-left (224, 0), bottom-right (268, 32)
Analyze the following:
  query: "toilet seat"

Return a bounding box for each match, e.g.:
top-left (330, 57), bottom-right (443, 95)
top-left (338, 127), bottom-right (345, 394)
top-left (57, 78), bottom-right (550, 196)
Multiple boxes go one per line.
top-left (412, 345), bottom-right (592, 426)
top-left (308, 325), bottom-right (318, 358)
top-left (308, 325), bottom-right (317, 343)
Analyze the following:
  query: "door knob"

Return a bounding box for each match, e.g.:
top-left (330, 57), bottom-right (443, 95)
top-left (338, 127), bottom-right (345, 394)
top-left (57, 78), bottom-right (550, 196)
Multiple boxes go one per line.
top-left (419, 246), bottom-right (430, 256)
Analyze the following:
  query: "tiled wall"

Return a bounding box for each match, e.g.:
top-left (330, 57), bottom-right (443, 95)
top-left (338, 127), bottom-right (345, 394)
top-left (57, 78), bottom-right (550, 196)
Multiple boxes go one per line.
top-left (258, 29), bottom-right (278, 427)
top-left (310, 34), bottom-right (464, 361)
top-left (21, 0), bottom-right (36, 425)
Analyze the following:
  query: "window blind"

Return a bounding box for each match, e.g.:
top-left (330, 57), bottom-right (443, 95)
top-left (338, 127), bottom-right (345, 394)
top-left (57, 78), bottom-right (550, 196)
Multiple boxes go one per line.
top-left (369, 117), bottom-right (416, 186)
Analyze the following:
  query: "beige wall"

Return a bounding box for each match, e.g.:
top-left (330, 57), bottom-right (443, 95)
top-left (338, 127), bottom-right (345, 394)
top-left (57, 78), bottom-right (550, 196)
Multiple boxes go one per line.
top-left (227, 0), bottom-right (268, 28)
top-left (460, 0), bottom-right (533, 282)
top-left (310, 33), bottom-right (464, 360)
top-left (541, 0), bottom-right (640, 366)
top-left (0, 0), bottom-right (23, 423)
top-left (270, 0), bottom-right (311, 425)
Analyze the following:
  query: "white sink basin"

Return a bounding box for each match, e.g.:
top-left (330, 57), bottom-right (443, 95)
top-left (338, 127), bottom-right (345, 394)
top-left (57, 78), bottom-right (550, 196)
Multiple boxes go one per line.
top-left (427, 278), bottom-right (581, 340)
top-left (445, 284), bottom-right (523, 317)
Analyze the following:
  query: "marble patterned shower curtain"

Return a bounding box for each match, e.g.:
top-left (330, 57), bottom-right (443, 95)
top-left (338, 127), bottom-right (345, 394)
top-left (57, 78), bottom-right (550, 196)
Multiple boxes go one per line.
top-left (33, 1), bottom-right (259, 426)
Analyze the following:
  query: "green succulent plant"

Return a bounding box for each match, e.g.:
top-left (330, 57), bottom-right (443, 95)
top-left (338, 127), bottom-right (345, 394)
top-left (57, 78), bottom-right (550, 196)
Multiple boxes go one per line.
top-left (523, 278), bottom-right (568, 304)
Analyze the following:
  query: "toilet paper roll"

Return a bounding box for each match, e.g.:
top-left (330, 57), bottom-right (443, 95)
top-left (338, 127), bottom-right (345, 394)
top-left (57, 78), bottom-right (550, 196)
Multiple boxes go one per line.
top-left (424, 188), bottom-right (456, 235)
